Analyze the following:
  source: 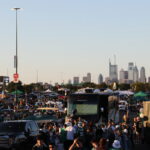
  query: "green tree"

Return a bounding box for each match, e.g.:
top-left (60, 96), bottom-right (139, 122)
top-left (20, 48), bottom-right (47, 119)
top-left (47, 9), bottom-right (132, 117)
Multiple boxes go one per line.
top-left (131, 82), bottom-right (146, 92)
top-left (119, 83), bottom-right (130, 90)
top-left (81, 82), bottom-right (96, 88)
top-left (24, 84), bottom-right (34, 93)
top-left (6, 81), bottom-right (24, 93)
top-left (96, 82), bottom-right (108, 89)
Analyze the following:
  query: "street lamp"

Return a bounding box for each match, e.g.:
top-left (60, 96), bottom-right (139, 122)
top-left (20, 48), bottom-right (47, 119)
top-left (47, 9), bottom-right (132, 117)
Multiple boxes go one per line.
top-left (11, 8), bottom-right (22, 106)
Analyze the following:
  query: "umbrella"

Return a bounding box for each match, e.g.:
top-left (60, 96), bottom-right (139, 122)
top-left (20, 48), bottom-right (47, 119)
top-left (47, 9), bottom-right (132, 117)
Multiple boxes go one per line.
top-left (11, 90), bottom-right (23, 95)
top-left (134, 91), bottom-right (147, 97)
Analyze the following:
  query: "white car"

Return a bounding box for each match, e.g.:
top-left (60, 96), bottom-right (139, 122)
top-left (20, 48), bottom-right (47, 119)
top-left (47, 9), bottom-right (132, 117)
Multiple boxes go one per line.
top-left (118, 100), bottom-right (128, 111)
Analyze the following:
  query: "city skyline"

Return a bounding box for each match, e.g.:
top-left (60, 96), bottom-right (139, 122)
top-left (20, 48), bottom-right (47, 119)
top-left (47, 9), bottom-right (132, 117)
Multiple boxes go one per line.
top-left (0, 0), bottom-right (150, 84)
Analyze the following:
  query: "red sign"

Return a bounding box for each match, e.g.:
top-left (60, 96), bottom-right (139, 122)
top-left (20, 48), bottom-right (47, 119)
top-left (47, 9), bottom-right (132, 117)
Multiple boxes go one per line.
top-left (13, 73), bottom-right (19, 83)
top-left (13, 73), bottom-right (19, 79)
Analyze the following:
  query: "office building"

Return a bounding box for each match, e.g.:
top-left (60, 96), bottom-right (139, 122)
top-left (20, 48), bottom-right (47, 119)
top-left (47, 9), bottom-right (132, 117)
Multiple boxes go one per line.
top-left (140, 67), bottom-right (146, 83)
top-left (119, 69), bottom-right (128, 83)
top-left (109, 60), bottom-right (118, 82)
top-left (68, 79), bottom-right (72, 84)
top-left (87, 73), bottom-right (91, 82)
top-left (128, 62), bottom-right (134, 83)
top-left (82, 76), bottom-right (88, 83)
top-left (73, 77), bottom-right (79, 85)
top-left (133, 66), bottom-right (139, 82)
top-left (98, 74), bottom-right (103, 84)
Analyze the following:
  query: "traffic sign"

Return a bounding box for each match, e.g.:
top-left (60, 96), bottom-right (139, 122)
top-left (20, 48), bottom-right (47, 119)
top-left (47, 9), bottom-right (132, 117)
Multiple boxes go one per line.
top-left (13, 73), bottom-right (19, 83)
top-left (13, 73), bottom-right (19, 79)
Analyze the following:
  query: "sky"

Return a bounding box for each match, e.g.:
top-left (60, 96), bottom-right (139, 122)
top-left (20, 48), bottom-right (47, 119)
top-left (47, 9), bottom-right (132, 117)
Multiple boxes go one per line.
top-left (0, 0), bottom-right (150, 84)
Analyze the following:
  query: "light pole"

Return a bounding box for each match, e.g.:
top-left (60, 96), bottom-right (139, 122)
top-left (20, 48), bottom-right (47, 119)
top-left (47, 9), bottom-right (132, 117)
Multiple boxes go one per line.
top-left (12, 8), bottom-right (21, 106)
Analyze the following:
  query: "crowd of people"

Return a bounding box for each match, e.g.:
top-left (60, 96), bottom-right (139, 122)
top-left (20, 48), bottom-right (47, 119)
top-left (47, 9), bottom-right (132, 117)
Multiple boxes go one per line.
top-left (31, 112), bottom-right (147, 150)
top-left (0, 93), bottom-right (149, 150)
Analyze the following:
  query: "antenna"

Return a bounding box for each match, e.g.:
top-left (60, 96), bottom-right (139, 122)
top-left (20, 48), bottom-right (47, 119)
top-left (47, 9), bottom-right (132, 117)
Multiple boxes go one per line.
top-left (36, 70), bottom-right (38, 83)
top-left (114, 55), bottom-right (116, 65)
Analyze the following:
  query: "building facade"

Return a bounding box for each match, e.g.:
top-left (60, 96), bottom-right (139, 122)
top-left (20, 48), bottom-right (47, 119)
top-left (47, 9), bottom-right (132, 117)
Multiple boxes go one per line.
top-left (128, 62), bottom-right (134, 83)
top-left (98, 74), bottom-right (103, 84)
top-left (73, 77), bottom-right (79, 85)
top-left (140, 67), bottom-right (146, 83)
top-left (119, 69), bottom-right (128, 83)
top-left (109, 61), bottom-right (118, 82)
top-left (133, 66), bottom-right (139, 82)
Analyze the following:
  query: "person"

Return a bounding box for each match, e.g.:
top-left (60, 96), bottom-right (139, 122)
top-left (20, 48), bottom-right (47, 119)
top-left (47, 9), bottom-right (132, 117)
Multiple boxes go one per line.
top-left (109, 140), bottom-right (121, 150)
top-left (98, 138), bottom-right (107, 150)
top-left (135, 116), bottom-right (143, 144)
top-left (91, 139), bottom-right (98, 150)
top-left (32, 136), bottom-right (48, 150)
top-left (69, 138), bottom-right (84, 150)
top-left (49, 144), bottom-right (56, 150)
top-left (65, 122), bottom-right (76, 150)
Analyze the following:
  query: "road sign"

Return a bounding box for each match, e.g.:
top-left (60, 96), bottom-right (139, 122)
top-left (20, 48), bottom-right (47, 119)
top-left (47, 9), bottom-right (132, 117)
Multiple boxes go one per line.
top-left (13, 73), bottom-right (19, 79)
top-left (13, 73), bottom-right (19, 83)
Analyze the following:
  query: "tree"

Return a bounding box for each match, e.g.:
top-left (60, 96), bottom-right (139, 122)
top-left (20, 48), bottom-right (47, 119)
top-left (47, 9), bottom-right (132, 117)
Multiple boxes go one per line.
top-left (119, 83), bottom-right (130, 90)
top-left (96, 82), bottom-right (108, 89)
top-left (6, 81), bottom-right (24, 93)
top-left (131, 82), bottom-right (146, 92)
top-left (81, 82), bottom-right (96, 88)
top-left (24, 84), bottom-right (34, 93)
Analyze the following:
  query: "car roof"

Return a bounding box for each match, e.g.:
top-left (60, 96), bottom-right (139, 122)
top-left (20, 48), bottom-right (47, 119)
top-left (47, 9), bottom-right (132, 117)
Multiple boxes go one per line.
top-left (119, 100), bottom-right (127, 102)
top-left (3, 120), bottom-right (34, 123)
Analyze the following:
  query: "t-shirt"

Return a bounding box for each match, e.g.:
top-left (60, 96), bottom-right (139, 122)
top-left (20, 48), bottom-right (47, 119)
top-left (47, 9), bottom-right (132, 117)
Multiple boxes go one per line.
top-left (60, 128), bottom-right (67, 142)
top-left (66, 126), bottom-right (76, 140)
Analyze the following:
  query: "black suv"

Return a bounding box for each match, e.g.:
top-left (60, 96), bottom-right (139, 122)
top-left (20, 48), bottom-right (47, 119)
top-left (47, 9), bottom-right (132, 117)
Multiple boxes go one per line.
top-left (0, 120), bottom-right (39, 150)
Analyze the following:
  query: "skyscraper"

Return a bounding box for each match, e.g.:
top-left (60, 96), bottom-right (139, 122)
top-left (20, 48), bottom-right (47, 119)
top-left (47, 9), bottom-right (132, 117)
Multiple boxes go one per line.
top-left (82, 76), bottom-right (88, 83)
top-left (119, 69), bottom-right (128, 83)
top-left (68, 79), bottom-right (72, 84)
top-left (128, 62), bottom-right (134, 83)
top-left (109, 60), bottom-right (118, 82)
top-left (87, 73), bottom-right (91, 82)
top-left (98, 74), bottom-right (103, 84)
top-left (140, 67), bottom-right (146, 83)
top-left (73, 77), bottom-right (79, 85)
top-left (133, 65), bottom-right (139, 82)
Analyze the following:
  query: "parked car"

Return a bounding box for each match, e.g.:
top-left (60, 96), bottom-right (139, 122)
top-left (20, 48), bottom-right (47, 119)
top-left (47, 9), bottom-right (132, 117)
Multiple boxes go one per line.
top-left (0, 120), bottom-right (39, 150)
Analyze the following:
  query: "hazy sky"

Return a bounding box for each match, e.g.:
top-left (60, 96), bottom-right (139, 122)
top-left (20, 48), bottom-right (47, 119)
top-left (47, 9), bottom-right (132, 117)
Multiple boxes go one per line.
top-left (0, 0), bottom-right (150, 84)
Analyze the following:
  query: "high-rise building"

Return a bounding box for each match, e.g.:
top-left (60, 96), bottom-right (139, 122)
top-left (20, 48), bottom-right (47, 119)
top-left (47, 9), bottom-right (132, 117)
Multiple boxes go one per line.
top-left (148, 77), bottom-right (150, 83)
top-left (68, 79), bottom-right (72, 84)
top-left (105, 77), bottom-right (111, 85)
top-left (98, 74), bottom-right (103, 84)
top-left (87, 73), bottom-right (91, 82)
top-left (82, 76), bottom-right (88, 83)
top-left (128, 62), bottom-right (134, 83)
top-left (140, 67), bottom-right (146, 83)
top-left (73, 77), bottom-right (79, 85)
top-left (109, 60), bottom-right (118, 82)
top-left (133, 65), bottom-right (139, 82)
top-left (119, 69), bottom-right (128, 83)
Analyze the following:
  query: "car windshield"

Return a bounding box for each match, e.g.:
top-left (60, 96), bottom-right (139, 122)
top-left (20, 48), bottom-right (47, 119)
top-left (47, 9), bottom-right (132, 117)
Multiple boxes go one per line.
top-left (0, 122), bottom-right (26, 133)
